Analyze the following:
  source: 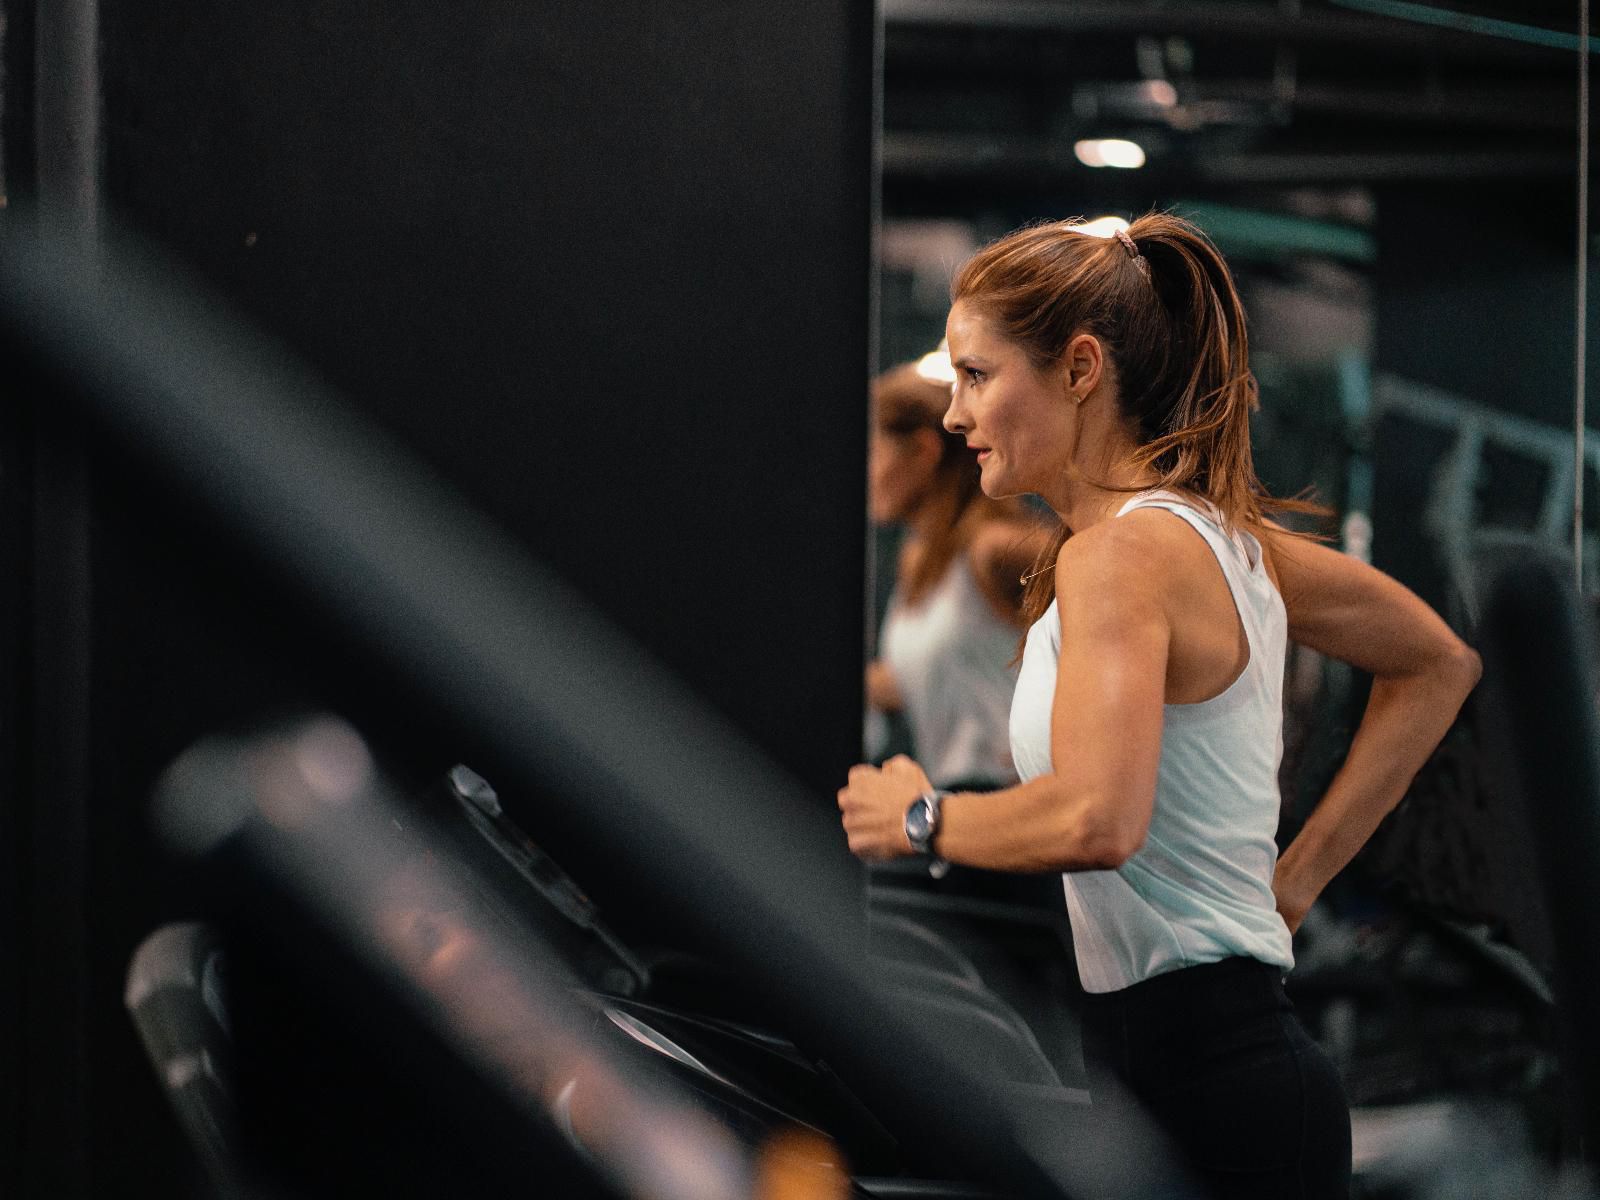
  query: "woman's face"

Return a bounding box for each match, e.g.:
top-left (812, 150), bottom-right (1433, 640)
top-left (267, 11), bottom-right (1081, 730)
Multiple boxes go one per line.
top-left (868, 421), bottom-right (942, 525)
top-left (943, 300), bottom-right (1074, 500)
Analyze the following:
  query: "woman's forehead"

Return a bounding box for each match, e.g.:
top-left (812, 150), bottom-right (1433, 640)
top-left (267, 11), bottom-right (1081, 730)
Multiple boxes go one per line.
top-left (945, 301), bottom-right (980, 340)
top-left (946, 303), bottom-right (1006, 356)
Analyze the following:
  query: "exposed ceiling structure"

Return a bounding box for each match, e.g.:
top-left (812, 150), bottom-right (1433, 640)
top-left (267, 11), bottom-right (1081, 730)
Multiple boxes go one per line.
top-left (882, 0), bottom-right (1586, 210)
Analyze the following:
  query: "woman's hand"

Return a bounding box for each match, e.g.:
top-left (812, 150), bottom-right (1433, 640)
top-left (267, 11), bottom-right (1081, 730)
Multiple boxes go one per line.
top-left (1273, 877), bottom-right (1314, 937)
top-left (837, 754), bottom-right (932, 861)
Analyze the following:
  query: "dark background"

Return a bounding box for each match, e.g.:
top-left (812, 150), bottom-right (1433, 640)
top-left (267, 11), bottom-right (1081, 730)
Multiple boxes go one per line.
top-left (6, 0), bottom-right (1600, 1193)
top-left (2, 1), bottom-right (874, 1193)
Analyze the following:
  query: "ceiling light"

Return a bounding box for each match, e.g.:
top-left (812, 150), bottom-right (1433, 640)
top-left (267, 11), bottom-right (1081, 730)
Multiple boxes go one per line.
top-left (1074, 138), bottom-right (1147, 169)
top-left (915, 340), bottom-right (956, 386)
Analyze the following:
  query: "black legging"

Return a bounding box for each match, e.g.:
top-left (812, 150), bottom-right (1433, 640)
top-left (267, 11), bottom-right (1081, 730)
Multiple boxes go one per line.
top-left (1080, 956), bottom-right (1352, 1200)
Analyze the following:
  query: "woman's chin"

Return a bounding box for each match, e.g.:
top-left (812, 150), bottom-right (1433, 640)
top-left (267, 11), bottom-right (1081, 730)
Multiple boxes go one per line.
top-left (977, 469), bottom-right (1012, 499)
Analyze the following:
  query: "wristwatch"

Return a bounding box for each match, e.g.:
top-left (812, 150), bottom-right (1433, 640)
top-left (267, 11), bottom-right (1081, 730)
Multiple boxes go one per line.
top-left (905, 789), bottom-right (951, 878)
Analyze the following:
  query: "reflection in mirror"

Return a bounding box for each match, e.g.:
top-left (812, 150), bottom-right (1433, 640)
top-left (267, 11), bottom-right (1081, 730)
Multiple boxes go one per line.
top-left (873, 2), bottom-right (1595, 1194)
top-left (865, 355), bottom-right (1049, 790)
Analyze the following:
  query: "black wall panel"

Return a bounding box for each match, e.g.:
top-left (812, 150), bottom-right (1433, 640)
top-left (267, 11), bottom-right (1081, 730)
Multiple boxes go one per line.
top-left (96, 0), bottom-right (873, 793)
top-left (12, 2), bottom-right (874, 1192)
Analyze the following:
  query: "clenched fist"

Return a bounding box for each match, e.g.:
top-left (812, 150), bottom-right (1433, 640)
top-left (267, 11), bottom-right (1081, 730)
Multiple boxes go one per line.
top-left (837, 754), bottom-right (933, 861)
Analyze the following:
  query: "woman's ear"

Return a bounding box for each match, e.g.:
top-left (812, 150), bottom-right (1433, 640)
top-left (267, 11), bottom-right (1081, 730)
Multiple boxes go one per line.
top-left (1062, 333), bottom-right (1104, 401)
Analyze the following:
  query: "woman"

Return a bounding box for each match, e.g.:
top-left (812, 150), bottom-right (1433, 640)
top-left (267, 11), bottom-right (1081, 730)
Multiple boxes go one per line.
top-left (838, 215), bottom-right (1480, 1197)
top-left (868, 360), bottom-right (1044, 792)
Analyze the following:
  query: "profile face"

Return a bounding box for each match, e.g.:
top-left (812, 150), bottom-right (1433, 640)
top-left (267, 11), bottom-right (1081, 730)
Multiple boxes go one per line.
top-left (943, 301), bottom-right (1073, 500)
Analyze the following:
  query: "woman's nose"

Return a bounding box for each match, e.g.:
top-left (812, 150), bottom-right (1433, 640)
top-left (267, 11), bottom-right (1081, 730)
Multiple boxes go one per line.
top-left (942, 392), bottom-right (967, 435)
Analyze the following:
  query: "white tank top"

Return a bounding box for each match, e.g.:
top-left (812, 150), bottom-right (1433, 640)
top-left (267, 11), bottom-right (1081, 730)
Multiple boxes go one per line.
top-left (880, 554), bottom-right (1019, 789)
top-left (1008, 492), bottom-right (1293, 993)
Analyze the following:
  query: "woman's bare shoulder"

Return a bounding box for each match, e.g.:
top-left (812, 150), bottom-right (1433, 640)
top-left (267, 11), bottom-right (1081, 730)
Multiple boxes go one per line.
top-left (1055, 508), bottom-right (1217, 606)
top-left (1048, 519), bottom-right (1174, 643)
top-left (1065, 506), bottom-right (1205, 560)
top-left (1055, 512), bottom-right (1174, 581)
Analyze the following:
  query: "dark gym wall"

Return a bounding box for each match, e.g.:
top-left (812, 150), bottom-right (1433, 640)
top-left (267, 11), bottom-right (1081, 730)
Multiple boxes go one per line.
top-left (1372, 180), bottom-right (1588, 609)
top-left (5, 2), bottom-right (875, 1194)
top-left (96, 0), bottom-right (875, 789)
top-left (1364, 180), bottom-right (1589, 968)
top-left (1375, 182), bottom-right (1583, 429)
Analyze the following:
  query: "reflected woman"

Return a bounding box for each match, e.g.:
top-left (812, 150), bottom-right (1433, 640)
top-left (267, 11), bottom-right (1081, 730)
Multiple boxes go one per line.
top-left (867, 360), bottom-right (1046, 794)
top-left (839, 215), bottom-right (1480, 1197)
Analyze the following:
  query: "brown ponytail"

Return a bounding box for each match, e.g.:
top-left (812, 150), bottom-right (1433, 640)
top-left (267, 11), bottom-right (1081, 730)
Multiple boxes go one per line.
top-left (951, 212), bottom-right (1324, 625)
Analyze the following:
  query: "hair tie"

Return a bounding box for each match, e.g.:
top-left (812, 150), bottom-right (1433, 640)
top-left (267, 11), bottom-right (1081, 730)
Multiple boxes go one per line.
top-left (1114, 228), bottom-right (1139, 259)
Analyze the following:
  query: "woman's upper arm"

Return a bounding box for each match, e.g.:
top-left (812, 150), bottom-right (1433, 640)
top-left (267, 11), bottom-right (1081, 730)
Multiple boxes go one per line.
top-left (1047, 526), bottom-right (1170, 858)
top-left (1265, 529), bottom-right (1474, 678)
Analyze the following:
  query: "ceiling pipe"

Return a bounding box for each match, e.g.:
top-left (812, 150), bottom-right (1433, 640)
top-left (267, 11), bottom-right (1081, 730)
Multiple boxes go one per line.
top-left (881, 131), bottom-right (1574, 185)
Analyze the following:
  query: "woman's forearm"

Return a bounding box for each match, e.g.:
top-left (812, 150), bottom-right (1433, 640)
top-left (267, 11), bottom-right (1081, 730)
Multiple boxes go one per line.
top-left (1274, 646), bottom-right (1481, 930)
top-left (937, 776), bottom-right (1142, 873)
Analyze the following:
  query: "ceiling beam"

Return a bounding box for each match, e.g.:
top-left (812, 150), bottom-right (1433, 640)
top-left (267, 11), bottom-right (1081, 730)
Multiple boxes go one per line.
top-left (1193, 81), bottom-right (1577, 131)
top-left (883, 0), bottom-right (1562, 58)
top-left (881, 130), bottom-right (1574, 184)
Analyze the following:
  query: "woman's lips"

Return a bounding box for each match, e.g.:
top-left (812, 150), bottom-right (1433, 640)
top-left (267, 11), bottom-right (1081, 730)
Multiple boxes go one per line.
top-left (975, 448), bottom-right (991, 462)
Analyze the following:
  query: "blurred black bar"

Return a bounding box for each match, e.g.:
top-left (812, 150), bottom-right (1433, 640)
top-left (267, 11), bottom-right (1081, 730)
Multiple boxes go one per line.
top-left (151, 718), bottom-right (759, 1200)
top-left (33, 0), bottom-right (99, 234)
top-left (6, 3), bottom-right (100, 1193)
top-left (0, 372), bottom-right (25, 1200)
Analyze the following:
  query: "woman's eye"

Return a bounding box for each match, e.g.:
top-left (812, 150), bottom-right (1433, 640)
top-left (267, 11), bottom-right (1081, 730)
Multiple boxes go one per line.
top-left (964, 367), bottom-right (986, 385)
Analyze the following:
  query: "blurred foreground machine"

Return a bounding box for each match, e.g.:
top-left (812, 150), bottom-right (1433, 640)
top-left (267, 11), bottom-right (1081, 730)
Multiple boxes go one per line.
top-left (3, 223), bottom-right (1195, 1200)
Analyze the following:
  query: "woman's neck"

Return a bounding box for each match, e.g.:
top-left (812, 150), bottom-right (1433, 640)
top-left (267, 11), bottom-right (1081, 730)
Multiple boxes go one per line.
top-left (1045, 460), bottom-right (1160, 535)
top-left (1034, 395), bottom-right (1161, 533)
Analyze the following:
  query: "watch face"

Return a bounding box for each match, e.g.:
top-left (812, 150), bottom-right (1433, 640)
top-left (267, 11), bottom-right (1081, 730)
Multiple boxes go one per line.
top-left (906, 799), bottom-right (932, 844)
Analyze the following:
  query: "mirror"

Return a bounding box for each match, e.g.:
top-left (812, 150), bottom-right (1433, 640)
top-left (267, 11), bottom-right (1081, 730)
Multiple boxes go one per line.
top-left (871, 0), bottom-right (1592, 1185)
